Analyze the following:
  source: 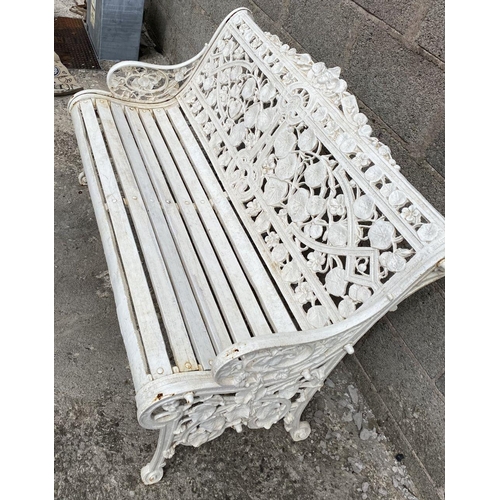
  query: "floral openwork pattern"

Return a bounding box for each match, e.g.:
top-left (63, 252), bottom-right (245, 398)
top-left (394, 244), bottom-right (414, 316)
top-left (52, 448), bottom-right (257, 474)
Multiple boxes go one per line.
top-left (179, 16), bottom-right (444, 330)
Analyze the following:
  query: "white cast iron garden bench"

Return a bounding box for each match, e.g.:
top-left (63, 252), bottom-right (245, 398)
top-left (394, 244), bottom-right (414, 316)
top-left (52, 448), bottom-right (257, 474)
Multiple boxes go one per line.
top-left (68, 8), bottom-right (445, 485)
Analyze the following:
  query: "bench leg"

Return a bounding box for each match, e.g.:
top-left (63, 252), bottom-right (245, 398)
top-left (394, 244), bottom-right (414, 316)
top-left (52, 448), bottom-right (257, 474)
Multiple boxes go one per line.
top-left (283, 387), bottom-right (316, 441)
top-left (284, 346), bottom-right (349, 441)
top-left (140, 420), bottom-right (178, 485)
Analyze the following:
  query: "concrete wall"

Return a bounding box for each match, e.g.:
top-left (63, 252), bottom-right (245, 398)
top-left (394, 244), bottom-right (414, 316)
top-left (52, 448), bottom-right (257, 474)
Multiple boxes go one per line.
top-left (143, 1), bottom-right (445, 499)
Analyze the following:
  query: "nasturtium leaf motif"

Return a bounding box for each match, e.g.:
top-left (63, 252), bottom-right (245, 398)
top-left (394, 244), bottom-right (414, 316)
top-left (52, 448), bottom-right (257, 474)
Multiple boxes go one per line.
top-left (275, 154), bottom-right (298, 180)
top-left (256, 108), bottom-right (274, 132)
top-left (337, 133), bottom-right (357, 153)
top-left (353, 195), bottom-right (375, 220)
top-left (305, 223), bottom-right (323, 239)
top-left (388, 190), bottom-right (407, 208)
top-left (260, 82), bottom-right (276, 102)
top-left (202, 76), bottom-right (214, 91)
top-left (254, 212), bottom-right (270, 232)
top-left (307, 306), bottom-right (329, 328)
top-left (228, 99), bottom-right (242, 118)
top-left (287, 188), bottom-right (310, 222)
top-left (263, 178), bottom-right (288, 205)
top-left (271, 244), bottom-right (288, 263)
top-left (417, 223), bottom-right (439, 242)
top-left (199, 415), bottom-right (226, 433)
top-left (281, 261), bottom-right (302, 283)
top-left (380, 182), bottom-right (396, 198)
top-left (230, 83), bottom-right (242, 98)
top-left (244, 103), bottom-right (259, 128)
top-left (325, 267), bottom-right (347, 297)
top-left (304, 159), bottom-right (327, 188)
top-left (380, 252), bottom-right (406, 272)
top-left (359, 124), bottom-right (373, 137)
top-left (271, 61), bottom-right (285, 75)
top-left (327, 222), bottom-right (348, 246)
top-left (365, 166), bottom-right (383, 182)
top-left (229, 122), bottom-right (246, 147)
top-left (298, 128), bottom-right (318, 151)
top-left (189, 404), bottom-right (217, 424)
top-left (338, 298), bottom-right (356, 318)
top-left (209, 131), bottom-right (222, 148)
top-left (203, 121), bottom-right (215, 135)
top-left (312, 106), bottom-right (328, 122)
top-left (219, 151), bottom-right (231, 167)
top-left (341, 95), bottom-right (357, 114)
top-left (395, 248), bottom-right (413, 258)
top-left (195, 109), bottom-right (207, 125)
top-left (241, 78), bottom-right (256, 99)
top-left (349, 284), bottom-right (372, 303)
top-left (353, 112), bottom-right (368, 126)
top-left (379, 145), bottom-right (391, 157)
top-left (306, 195), bottom-right (326, 216)
top-left (274, 128), bottom-right (297, 158)
top-left (368, 220), bottom-right (395, 250)
top-left (231, 63), bottom-right (242, 78)
top-left (225, 405), bottom-right (250, 424)
top-left (222, 40), bottom-right (236, 58)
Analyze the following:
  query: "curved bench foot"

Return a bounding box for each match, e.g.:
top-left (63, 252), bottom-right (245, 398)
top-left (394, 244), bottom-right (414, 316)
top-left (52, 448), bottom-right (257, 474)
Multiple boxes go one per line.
top-left (289, 421), bottom-right (311, 442)
top-left (78, 171), bottom-right (87, 186)
top-left (141, 464), bottom-right (164, 485)
top-left (141, 423), bottom-right (177, 485)
top-left (284, 387), bottom-right (318, 442)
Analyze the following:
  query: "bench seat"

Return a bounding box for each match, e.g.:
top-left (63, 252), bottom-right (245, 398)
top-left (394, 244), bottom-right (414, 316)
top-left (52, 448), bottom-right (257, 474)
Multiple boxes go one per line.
top-left (68, 7), bottom-right (445, 485)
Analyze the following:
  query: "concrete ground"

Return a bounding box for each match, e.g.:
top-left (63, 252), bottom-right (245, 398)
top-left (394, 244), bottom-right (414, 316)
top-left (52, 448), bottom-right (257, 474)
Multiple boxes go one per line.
top-left (54, 2), bottom-right (423, 499)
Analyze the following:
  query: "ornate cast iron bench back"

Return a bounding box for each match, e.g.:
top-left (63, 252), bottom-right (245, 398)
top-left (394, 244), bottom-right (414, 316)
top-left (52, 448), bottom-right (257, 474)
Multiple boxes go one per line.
top-left (68, 8), bottom-right (444, 484)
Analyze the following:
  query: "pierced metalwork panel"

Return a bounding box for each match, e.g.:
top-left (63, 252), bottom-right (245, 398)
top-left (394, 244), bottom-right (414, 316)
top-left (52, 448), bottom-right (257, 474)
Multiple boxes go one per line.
top-left (179, 11), bottom-right (444, 331)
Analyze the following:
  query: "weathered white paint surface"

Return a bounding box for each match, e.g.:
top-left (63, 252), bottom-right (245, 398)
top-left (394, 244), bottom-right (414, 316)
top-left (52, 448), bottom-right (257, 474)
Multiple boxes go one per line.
top-left (68, 7), bottom-right (445, 485)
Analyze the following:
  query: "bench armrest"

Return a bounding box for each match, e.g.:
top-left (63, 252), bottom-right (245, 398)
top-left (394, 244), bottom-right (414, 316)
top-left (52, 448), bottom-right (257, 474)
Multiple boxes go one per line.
top-left (106, 7), bottom-right (253, 104)
top-left (106, 50), bottom-right (206, 103)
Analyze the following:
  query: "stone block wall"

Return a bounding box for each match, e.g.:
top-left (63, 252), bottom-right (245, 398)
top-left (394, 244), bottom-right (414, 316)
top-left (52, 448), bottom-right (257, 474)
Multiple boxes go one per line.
top-left (143, 1), bottom-right (445, 498)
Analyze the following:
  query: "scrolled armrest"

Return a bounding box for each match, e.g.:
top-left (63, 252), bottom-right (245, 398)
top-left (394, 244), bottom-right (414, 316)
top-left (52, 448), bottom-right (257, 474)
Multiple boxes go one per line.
top-left (106, 48), bottom-right (207, 103)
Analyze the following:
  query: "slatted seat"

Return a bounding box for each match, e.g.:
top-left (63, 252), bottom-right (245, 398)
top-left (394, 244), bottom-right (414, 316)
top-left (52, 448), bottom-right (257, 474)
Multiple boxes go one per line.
top-left (68, 7), bottom-right (445, 485)
top-left (76, 97), bottom-right (298, 373)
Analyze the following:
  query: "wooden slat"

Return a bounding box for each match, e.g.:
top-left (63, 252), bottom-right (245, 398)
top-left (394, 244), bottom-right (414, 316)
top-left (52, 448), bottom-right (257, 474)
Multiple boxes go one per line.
top-left (71, 105), bottom-right (151, 390)
top-left (109, 103), bottom-right (220, 368)
top-left (167, 106), bottom-right (298, 334)
top-left (153, 108), bottom-right (276, 337)
top-left (118, 103), bottom-right (233, 357)
top-left (94, 99), bottom-right (198, 372)
top-left (79, 99), bottom-right (172, 377)
top-left (138, 109), bottom-right (254, 343)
